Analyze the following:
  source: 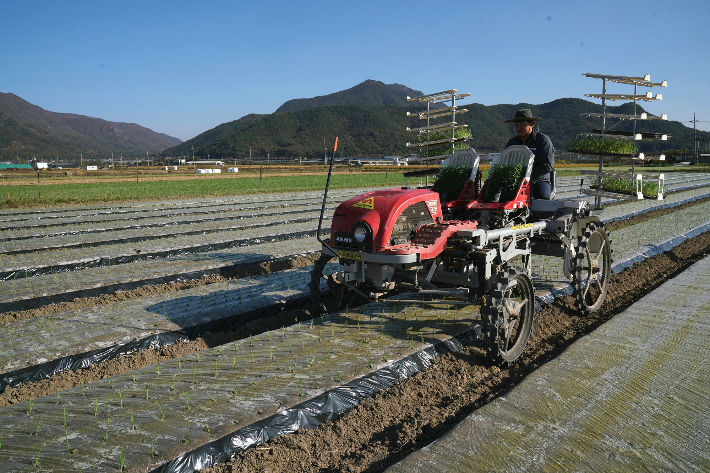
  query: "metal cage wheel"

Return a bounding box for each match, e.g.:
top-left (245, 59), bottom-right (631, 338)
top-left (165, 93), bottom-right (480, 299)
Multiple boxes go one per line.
top-left (309, 252), bottom-right (335, 315)
top-left (310, 252), bottom-right (369, 315)
top-left (482, 266), bottom-right (535, 363)
top-left (572, 221), bottom-right (611, 315)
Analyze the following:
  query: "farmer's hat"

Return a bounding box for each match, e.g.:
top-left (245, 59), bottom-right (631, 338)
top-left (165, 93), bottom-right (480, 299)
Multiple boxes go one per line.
top-left (505, 109), bottom-right (542, 123)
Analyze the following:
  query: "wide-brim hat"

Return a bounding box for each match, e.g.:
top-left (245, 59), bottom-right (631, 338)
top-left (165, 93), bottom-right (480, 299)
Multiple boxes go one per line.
top-left (505, 109), bottom-right (542, 123)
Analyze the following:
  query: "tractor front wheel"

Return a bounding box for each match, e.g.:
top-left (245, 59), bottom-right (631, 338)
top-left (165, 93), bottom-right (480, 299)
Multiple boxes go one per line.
top-left (309, 252), bottom-right (334, 315)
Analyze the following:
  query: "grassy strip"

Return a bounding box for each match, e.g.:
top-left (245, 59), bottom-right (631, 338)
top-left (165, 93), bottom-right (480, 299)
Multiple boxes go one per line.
top-left (0, 173), bottom-right (407, 208)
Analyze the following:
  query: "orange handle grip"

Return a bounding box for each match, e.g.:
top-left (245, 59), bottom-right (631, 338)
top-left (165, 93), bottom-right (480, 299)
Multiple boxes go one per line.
top-left (333, 137), bottom-right (338, 153)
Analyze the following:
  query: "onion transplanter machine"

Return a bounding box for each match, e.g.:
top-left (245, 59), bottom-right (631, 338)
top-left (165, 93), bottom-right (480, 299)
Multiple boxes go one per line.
top-left (311, 92), bottom-right (611, 363)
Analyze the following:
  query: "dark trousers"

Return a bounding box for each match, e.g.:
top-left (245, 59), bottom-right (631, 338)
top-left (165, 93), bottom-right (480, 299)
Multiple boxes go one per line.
top-left (532, 180), bottom-right (552, 199)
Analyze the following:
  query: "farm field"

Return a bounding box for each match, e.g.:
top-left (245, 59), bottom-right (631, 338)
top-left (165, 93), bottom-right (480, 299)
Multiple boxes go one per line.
top-left (1, 172), bottom-right (710, 472)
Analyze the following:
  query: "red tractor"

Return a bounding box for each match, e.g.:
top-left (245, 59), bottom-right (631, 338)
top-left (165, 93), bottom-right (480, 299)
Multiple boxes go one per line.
top-left (311, 144), bottom-right (611, 363)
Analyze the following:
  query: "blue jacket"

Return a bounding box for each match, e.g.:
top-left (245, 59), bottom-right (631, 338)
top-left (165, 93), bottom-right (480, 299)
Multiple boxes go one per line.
top-left (505, 130), bottom-right (554, 183)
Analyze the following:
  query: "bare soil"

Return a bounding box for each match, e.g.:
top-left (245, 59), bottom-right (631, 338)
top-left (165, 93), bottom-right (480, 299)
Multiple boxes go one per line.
top-left (199, 229), bottom-right (710, 473)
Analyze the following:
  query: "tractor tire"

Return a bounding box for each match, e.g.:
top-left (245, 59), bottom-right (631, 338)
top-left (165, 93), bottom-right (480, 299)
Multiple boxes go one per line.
top-left (482, 266), bottom-right (535, 363)
top-left (572, 221), bottom-right (611, 315)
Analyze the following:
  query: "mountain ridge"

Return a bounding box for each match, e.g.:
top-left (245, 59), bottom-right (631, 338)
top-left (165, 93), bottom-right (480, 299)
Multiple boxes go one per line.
top-left (0, 92), bottom-right (182, 160)
top-left (275, 80), bottom-right (427, 113)
top-left (163, 97), bottom-right (704, 159)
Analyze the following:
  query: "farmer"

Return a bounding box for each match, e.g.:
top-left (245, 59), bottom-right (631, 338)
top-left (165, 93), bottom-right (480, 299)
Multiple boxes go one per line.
top-left (504, 109), bottom-right (554, 199)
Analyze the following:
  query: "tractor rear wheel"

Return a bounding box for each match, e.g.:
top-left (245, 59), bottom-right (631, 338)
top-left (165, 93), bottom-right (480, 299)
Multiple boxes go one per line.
top-left (572, 221), bottom-right (611, 315)
top-left (482, 266), bottom-right (535, 363)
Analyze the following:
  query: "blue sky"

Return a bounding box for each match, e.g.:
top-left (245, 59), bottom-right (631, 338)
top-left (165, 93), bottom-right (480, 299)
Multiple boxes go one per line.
top-left (2, 0), bottom-right (708, 141)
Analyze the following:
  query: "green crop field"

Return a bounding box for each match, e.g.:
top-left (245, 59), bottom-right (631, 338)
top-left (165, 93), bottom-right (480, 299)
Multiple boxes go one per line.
top-left (0, 171), bottom-right (411, 208)
top-left (2, 163), bottom-right (707, 209)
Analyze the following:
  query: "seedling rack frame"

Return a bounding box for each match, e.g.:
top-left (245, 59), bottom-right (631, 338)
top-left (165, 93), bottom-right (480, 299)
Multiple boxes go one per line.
top-left (577, 72), bottom-right (669, 208)
top-left (405, 90), bottom-right (471, 164)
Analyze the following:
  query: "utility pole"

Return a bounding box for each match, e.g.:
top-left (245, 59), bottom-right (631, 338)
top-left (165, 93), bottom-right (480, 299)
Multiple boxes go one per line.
top-left (693, 113), bottom-right (698, 165)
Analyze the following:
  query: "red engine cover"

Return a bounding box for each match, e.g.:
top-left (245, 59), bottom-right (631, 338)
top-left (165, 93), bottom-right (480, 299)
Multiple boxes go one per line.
top-left (331, 188), bottom-right (442, 252)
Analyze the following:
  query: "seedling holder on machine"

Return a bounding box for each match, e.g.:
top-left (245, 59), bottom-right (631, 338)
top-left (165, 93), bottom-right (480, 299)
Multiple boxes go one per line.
top-left (312, 89), bottom-right (612, 363)
top-left (574, 73), bottom-right (669, 206)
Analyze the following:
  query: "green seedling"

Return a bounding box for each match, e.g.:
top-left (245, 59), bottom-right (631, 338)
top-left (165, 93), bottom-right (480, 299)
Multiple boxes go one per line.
top-left (204, 422), bottom-right (211, 434)
top-left (129, 409), bottom-right (135, 430)
top-left (119, 442), bottom-right (125, 470)
top-left (28, 398), bottom-right (34, 415)
top-left (151, 438), bottom-right (157, 457)
top-left (251, 351), bottom-right (256, 364)
top-left (208, 391), bottom-right (214, 402)
top-left (420, 330), bottom-right (425, 344)
top-left (156, 401), bottom-right (164, 420)
top-left (310, 318), bottom-right (314, 328)
top-left (107, 376), bottom-right (112, 389)
top-left (102, 416), bottom-right (110, 442)
top-left (196, 350), bottom-right (200, 362)
top-left (170, 374), bottom-right (176, 391)
top-left (282, 325), bottom-right (285, 337)
top-left (315, 377), bottom-right (319, 389)
top-left (249, 334), bottom-right (253, 346)
top-left (146, 385), bottom-right (149, 400)
top-left (232, 356), bottom-right (236, 370)
top-left (184, 392), bottom-right (190, 411)
top-left (233, 341), bottom-right (238, 352)
top-left (80, 381), bottom-right (85, 396)
top-left (269, 347), bottom-right (273, 359)
top-left (65, 426), bottom-right (75, 454)
top-left (93, 399), bottom-right (98, 417)
top-left (132, 368), bottom-right (136, 382)
top-left (156, 363), bottom-right (160, 376)
top-left (331, 324), bottom-right (335, 337)
top-left (34, 416), bottom-right (43, 436)
top-left (382, 350), bottom-right (387, 362)
top-left (181, 421), bottom-right (190, 444)
top-left (119, 388), bottom-right (123, 407)
top-left (178, 359), bottom-right (182, 370)
top-left (56, 391), bottom-right (60, 405)
top-left (63, 406), bottom-right (67, 426)
top-left (336, 371), bottom-right (340, 382)
top-left (34, 439), bottom-right (45, 467)
top-left (0, 429), bottom-right (3, 448)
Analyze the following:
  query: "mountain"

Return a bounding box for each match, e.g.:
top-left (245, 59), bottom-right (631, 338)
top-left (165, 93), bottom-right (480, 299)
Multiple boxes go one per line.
top-left (275, 80), bottom-right (427, 113)
top-left (164, 113), bottom-right (267, 158)
top-left (162, 96), bottom-right (706, 160)
top-left (0, 93), bottom-right (182, 160)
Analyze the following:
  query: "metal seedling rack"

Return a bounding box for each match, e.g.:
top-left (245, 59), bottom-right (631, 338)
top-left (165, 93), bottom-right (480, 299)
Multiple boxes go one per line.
top-left (574, 73), bottom-right (669, 208)
top-left (405, 89), bottom-right (471, 163)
